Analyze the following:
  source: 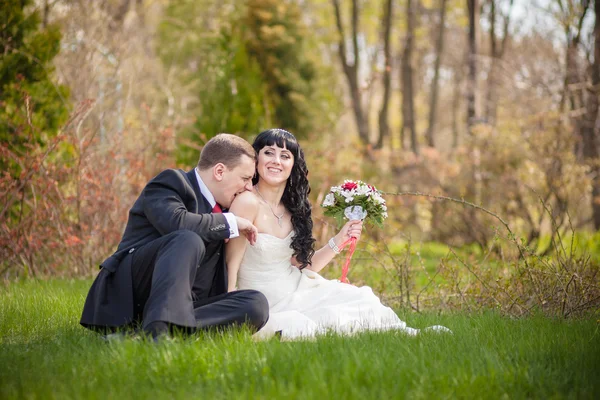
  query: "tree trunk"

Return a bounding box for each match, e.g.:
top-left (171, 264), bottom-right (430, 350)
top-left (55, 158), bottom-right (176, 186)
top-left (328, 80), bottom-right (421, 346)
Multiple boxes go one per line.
top-left (452, 67), bottom-right (462, 148)
top-left (377, 0), bottom-right (393, 149)
top-left (112, 0), bottom-right (132, 25)
top-left (466, 0), bottom-right (478, 128)
top-left (485, 0), bottom-right (497, 123)
top-left (558, 0), bottom-right (592, 200)
top-left (332, 0), bottom-right (370, 146)
top-left (467, 0), bottom-right (481, 204)
top-left (401, 0), bottom-right (418, 154)
top-left (583, 0), bottom-right (600, 229)
top-left (485, 60), bottom-right (498, 123)
top-left (485, 0), bottom-right (513, 124)
top-left (426, 0), bottom-right (448, 147)
top-left (43, 0), bottom-right (50, 28)
top-left (562, 42), bottom-right (585, 114)
top-left (559, 0), bottom-right (590, 115)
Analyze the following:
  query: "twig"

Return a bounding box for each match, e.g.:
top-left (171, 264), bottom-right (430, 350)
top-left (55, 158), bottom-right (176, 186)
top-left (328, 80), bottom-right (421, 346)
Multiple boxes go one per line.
top-left (384, 191), bottom-right (530, 263)
top-left (564, 294), bottom-right (600, 317)
top-left (416, 268), bottom-right (441, 313)
top-left (449, 247), bottom-right (530, 315)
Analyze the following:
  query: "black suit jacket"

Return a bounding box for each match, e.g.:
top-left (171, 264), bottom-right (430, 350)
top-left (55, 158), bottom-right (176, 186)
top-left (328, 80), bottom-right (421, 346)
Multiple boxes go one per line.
top-left (80, 168), bottom-right (231, 330)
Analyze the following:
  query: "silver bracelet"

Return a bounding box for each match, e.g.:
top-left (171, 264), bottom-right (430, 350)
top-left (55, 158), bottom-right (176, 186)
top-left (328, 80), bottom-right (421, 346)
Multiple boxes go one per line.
top-left (328, 238), bottom-right (341, 254)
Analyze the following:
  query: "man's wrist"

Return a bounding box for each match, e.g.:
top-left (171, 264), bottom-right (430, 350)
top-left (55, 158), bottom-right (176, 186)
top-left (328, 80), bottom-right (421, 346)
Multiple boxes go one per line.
top-left (223, 213), bottom-right (239, 238)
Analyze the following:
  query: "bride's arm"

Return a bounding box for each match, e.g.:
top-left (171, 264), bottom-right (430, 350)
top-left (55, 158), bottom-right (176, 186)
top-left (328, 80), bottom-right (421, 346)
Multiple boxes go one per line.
top-left (226, 192), bottom-right (260, 292)
top-left (306, 220), bottom-right (363, 273)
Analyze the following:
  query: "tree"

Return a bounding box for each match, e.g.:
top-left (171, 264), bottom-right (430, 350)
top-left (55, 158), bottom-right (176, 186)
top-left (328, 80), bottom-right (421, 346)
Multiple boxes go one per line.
top-left (401, 0), bottom-right (418, 154)
top-left (557, 0), bottom-right (591, 113)
top-left (583, 0), bottom-right (600, 229)
top-left (466, 0), bottom-right (481, 206)
top-left (0, 0), bottom-right (70, 275)
top-left (191, 27), bottom-right (270, 150)
top-left (484, 0), bottom-right (513, 124)
top-left (0, 0), bottom-right (69, 175)
top-left (158, 0), bottom-right (320, 166)
top-left (376, 0), bottom-right (393, 149)
top-left (466, 0), bottom-right (478, 128)
top-left (550, 0), bottom-right (597, 228)
top-left (426, 0), bottom-right (448, 147)
top-left (244, 0), bottom-right (317, 137)
top-left (332, 0), bottom-right (370, 146)
top-left (158, 0), bottom-right (271, 166)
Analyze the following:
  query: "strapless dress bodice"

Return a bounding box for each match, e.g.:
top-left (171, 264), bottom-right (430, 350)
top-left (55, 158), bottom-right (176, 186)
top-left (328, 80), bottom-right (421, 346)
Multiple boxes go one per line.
top-left (237, 231), bottom-right (302, 307)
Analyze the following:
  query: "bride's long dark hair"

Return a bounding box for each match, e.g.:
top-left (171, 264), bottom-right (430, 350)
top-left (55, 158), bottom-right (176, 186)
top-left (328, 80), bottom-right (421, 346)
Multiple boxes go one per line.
top-left (252, 129), bottom-right (316, 269)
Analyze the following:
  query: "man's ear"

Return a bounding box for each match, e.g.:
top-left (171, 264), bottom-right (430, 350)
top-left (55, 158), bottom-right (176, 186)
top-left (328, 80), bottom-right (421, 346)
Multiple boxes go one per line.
top-left (213, 163), bottom-right (227, 181)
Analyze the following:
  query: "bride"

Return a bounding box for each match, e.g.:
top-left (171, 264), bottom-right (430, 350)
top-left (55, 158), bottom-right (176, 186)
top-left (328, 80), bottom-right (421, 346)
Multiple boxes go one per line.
top-left (226, 129), bottom-right (449, 339)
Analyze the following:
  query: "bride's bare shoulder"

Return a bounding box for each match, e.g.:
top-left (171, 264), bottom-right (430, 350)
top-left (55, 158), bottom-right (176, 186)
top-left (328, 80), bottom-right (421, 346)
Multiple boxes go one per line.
top-left (229, 190), bottom-right (260, 213)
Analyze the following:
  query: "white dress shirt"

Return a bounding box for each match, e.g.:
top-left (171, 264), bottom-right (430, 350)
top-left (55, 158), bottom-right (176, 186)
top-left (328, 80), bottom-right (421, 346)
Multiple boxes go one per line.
top-left (194, 168), bottom-right (239, 238)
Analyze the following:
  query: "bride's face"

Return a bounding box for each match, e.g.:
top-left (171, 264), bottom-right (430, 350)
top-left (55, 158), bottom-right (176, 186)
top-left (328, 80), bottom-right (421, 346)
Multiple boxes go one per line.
top-left (257, 144), bottom-right (294, 186)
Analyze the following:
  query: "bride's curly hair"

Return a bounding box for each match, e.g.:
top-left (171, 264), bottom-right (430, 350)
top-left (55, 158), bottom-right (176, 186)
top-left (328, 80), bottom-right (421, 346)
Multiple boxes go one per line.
top-left (252, 129), bottom-right (316, 269)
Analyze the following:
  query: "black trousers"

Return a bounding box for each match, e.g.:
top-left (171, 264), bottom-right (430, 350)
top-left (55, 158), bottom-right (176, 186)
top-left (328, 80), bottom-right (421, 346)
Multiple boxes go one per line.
top-left (130, 230), bottom-right (268, 333)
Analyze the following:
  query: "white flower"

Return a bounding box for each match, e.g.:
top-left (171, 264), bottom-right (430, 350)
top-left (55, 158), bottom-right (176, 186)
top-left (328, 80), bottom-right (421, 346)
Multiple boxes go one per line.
top-left (322, 193), bottom-right (335, 207)
top-left (345, 196), bottom-right (354, 203)
top-left (341, 189), bottom-right (355, 198)
top-left (355, 185), bottom-right (371, 196)
top-left (372, 193), bottom-right (385, 204)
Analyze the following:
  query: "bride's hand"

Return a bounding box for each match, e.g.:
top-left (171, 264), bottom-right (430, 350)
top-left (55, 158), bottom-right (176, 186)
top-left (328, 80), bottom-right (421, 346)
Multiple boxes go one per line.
top-left (334, 220), bottom-right (363, 248)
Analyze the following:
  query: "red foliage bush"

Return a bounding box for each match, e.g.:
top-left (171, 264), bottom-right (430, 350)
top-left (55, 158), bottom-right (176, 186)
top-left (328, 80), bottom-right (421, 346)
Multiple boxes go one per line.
top-left (1, 100), bottom-right (175, 278)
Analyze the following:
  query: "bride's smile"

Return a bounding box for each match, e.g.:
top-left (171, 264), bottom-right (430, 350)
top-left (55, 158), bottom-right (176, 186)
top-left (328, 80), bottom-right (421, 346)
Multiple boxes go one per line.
top-left (258, 145), bottom-right (294, 185)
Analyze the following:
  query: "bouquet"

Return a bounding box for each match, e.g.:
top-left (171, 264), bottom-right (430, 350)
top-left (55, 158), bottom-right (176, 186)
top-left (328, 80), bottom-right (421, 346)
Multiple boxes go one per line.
top-left (322, 180), bottom-right (388, 228)
top-left (321, 180), bottom-right (388, 283)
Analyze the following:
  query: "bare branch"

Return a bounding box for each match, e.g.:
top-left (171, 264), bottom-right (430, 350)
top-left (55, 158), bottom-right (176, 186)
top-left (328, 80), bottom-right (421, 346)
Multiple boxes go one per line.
top-left (351, 0), bottom-right (359, 68)
top-left (331, 0), bottom-right (349, 68)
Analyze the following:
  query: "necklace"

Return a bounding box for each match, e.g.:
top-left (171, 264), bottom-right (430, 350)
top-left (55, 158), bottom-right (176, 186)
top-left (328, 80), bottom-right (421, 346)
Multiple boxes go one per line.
top-left (255, 187), bottom-right (285, 227)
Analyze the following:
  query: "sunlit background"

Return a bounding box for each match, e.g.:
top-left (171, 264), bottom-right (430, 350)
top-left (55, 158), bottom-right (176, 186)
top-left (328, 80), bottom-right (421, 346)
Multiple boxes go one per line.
top-left (2, 0), bottom-right (598, 316)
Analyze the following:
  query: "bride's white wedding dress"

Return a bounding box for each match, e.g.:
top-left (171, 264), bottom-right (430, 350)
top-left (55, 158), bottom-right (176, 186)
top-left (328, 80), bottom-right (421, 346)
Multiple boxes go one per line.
top-left (237, 232), bottom-right (449, 340)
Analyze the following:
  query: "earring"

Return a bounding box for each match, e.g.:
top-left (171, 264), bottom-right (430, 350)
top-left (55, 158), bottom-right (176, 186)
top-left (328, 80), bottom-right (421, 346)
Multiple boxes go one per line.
top-left (289, 176), bottom-right (293, 187)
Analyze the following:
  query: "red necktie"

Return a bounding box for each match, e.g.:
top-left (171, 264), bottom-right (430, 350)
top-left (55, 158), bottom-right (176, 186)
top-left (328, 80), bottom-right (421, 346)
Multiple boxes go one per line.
top-left (212, 203), bottom-right (222, 213)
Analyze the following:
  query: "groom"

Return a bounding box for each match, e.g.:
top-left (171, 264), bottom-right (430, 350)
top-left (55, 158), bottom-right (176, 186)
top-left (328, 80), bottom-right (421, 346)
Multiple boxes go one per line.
top-left (80, 133), bottom-right (269, 339)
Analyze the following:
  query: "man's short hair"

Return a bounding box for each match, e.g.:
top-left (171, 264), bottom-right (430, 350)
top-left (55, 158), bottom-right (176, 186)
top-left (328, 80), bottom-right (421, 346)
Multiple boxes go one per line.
top-left (197, 133), bottom-right (256, 170)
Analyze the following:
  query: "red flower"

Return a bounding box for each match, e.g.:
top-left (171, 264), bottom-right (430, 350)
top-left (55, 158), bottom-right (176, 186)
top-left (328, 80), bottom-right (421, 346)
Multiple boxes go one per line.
top-left (341, 181), bottom-right (358, 191)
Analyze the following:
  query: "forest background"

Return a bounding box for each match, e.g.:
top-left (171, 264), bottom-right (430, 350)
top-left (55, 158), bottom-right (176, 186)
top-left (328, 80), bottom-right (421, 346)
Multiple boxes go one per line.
top-left (2, 0), bottom-right (599, 318)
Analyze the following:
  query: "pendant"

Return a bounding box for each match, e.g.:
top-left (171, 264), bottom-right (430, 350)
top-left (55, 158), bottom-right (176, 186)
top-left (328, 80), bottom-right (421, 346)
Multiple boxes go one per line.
top-left (277, 216), bottom-right (283, 227)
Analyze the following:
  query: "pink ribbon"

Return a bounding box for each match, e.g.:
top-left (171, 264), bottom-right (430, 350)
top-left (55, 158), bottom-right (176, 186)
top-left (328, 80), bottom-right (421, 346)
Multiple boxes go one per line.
top-left (339, 237), bottom-right (358, 284)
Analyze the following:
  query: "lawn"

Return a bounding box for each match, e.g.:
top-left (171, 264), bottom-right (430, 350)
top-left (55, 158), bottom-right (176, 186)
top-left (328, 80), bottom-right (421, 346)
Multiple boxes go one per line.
top-left (1, 279), bottom-right (599, 399)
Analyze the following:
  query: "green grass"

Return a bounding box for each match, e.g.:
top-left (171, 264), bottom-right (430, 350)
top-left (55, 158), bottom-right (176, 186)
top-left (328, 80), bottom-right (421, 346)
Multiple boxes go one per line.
top-left (1, 279), bottom-right (599, 399)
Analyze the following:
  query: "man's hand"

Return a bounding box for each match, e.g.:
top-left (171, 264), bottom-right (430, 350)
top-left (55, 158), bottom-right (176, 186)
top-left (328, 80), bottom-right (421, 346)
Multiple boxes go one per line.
top-left (235, 216), bottom-right (258, 245)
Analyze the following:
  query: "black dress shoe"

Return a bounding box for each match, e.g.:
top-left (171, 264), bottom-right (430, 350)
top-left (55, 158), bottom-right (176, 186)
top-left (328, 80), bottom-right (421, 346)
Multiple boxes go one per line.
top-left (144, 321), bottom-right (170, 341)
top-left (101, 332), bottom-right (127, 343)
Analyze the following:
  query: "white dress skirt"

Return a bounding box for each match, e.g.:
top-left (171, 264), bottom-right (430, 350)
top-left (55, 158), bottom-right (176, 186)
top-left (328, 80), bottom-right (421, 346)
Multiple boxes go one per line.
top-left (237, 232), bottom-right (449, 340)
